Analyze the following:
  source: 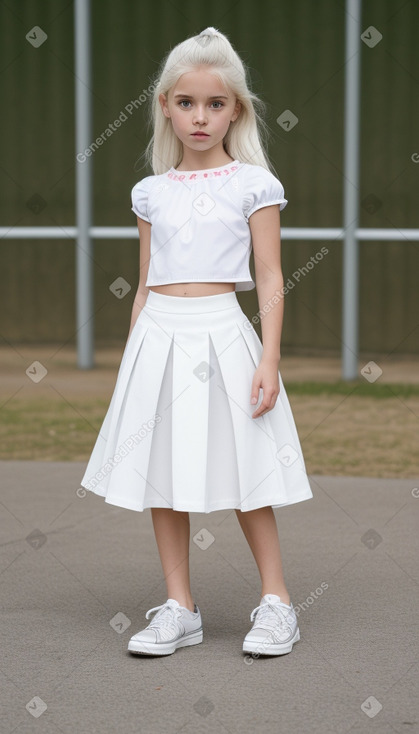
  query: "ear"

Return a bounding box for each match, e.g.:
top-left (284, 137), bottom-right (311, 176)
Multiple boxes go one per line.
top-left (159, 92), bottom-right (170, 118)
top-left (231, 99), bottom-right (242, 122)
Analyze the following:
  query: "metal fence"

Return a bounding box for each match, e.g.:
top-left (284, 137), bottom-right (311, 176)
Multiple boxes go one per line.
top-left (1, 0), bottom-right (418, 378)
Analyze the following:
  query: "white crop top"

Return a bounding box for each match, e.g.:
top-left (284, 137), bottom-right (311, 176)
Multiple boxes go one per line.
top-left (131, 159), bottom-right (288, 292)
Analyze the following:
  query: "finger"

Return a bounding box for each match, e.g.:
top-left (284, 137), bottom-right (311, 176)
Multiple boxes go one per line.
top-left (252, 391), bottom-right (279, 418)
top-left (250, 382), bottom-right (261, 406)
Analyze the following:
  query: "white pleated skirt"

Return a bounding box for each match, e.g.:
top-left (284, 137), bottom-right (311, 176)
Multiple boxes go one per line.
top-left (79, 289), bottom-right (313, 513)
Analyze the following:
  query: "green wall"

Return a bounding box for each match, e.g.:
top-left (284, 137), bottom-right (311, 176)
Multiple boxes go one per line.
top-left (1, 0), bottom-right (418, 355)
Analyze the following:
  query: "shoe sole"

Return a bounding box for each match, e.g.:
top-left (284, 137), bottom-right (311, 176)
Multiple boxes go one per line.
top-left (242, 628), bottom-right (300, 656)
top-left (128, 628), bottom-right (203, 656)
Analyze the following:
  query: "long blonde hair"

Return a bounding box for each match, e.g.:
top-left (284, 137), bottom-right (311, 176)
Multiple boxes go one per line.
top-left (138, 27), bottom-right (278, 176)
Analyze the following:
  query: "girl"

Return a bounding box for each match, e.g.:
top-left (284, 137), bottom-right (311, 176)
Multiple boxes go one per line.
top-left (80, 26), bottom-right (313, 658)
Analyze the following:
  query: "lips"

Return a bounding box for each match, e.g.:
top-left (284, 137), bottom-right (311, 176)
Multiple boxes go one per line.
top-left (192, 132), bottom-right (209, 136)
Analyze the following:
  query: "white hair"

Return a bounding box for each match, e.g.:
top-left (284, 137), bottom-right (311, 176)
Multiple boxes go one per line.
top-left (138, 27), bottom-right (279, 176)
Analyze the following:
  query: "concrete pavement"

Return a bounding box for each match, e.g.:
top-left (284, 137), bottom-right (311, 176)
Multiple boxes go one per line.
top-left (0, 461), bottom-right (418, 733)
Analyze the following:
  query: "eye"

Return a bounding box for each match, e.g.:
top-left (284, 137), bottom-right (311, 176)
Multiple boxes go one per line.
top-left (177, 100), bottom-right (224, 109)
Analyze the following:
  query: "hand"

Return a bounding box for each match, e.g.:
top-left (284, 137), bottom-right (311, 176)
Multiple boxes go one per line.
top-left (250, 360), bottom-right (280, 418)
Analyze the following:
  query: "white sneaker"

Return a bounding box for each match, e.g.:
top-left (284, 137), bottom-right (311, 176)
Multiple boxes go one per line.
top-left (243, 593), bottom-right (300, 656)
top-left (127, 598), bottom-right (203, 656)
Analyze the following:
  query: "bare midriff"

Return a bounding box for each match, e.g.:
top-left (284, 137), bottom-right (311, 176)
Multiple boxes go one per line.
top-left (149, 282), bottom-right (236, 297)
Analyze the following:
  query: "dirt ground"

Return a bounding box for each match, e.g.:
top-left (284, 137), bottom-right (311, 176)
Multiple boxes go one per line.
top-left (2, 342), bottom-right (419, 395)
top-left (1, 343), bottom-right (418, 477)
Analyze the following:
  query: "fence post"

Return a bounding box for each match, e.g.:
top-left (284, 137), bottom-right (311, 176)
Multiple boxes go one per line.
top-left (342, 0), bottom-right (362, 380)
top-left (74, 0), bottom-right (94, 368)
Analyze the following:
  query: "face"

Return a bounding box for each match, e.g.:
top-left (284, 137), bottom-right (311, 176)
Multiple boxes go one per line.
top-left (159, 67), bottom-right (241, 157)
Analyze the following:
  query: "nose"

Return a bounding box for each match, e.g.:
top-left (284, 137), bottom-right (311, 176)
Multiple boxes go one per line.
top-left (193, 105), bottom-right (207, 124)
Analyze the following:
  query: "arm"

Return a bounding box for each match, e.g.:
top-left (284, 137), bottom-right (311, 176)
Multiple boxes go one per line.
top-left (127, 215), bottom-right (151, 340)
top-left (248, 204), bottom-right (284, 418)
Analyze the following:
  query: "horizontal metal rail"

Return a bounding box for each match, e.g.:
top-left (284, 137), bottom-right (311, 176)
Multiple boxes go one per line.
top-left (1, 227), bottom-right (419, 240)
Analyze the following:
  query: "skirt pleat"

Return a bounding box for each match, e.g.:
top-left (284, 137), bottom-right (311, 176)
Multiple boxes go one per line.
top-left (80, 290), bottom-right (313, 513)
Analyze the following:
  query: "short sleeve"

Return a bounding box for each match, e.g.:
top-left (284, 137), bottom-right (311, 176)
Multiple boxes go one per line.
top-left (242, 166), bottom-right (288, 222)
top-left (131, 177), bottom-right (153, 222)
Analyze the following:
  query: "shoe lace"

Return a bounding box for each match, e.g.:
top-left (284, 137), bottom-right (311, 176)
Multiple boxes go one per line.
top-left (250, 601), bottom-right (293, 635)
top-left (145, 601), bottom-right (182, 641)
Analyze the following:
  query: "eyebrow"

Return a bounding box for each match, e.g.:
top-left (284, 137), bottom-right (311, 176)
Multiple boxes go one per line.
top-left (174, 94), bottom-right (229, 99)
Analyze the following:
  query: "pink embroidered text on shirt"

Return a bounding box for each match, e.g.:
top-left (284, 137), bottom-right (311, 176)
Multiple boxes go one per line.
top-left (167, 165), bottom-right (239, 182)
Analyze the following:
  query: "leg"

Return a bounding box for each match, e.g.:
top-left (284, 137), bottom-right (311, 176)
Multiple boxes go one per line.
top-left (235, 506), bottom-right (291, 605)
top-left (151, 508), bottom-right (195, 611)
